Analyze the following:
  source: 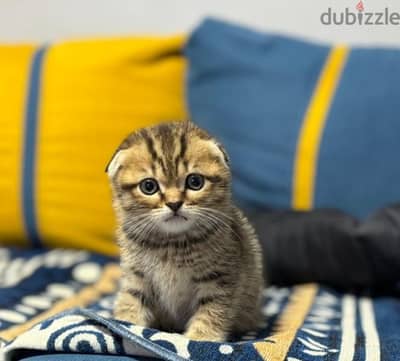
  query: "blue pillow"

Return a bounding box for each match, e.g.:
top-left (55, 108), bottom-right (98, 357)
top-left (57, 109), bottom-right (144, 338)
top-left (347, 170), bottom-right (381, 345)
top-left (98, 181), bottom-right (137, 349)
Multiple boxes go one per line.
top-left (185, 18), bottom-right (400, 218)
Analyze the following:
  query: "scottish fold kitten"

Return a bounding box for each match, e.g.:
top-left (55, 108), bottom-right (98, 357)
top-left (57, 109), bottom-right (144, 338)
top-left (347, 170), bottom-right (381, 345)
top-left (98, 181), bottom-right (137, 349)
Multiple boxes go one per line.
top-left (106, 121), bottom-right (263, 341)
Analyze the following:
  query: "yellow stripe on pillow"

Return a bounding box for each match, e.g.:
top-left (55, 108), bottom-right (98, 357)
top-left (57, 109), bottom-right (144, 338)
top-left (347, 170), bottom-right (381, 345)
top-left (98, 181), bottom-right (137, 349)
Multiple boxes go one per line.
top-left (292, 46), bottom-right (349, 210)
top-left (0, 45), bottom-right (36, 246)
top-left (35, 36), bottom-right (187, 255)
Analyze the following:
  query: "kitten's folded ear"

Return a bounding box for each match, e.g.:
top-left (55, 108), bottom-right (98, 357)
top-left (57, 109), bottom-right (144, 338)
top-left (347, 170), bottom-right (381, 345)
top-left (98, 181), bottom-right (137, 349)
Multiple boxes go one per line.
top-left (105, 149), bottom-right (127, 178)
top-left (214, 141), bottom-right (230, 167)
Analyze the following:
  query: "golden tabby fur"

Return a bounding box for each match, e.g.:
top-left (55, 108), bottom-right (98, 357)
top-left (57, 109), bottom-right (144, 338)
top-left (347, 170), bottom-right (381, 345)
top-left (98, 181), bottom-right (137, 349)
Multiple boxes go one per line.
top-left (107, 121), bottom-right (264, 341)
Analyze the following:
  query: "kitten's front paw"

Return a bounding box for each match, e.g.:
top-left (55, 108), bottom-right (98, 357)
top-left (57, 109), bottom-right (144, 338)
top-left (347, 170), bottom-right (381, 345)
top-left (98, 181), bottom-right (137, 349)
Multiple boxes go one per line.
top-left (184, 328), bottom-right (227, 342)
top-left (113, 308), bottom-right (151, 328)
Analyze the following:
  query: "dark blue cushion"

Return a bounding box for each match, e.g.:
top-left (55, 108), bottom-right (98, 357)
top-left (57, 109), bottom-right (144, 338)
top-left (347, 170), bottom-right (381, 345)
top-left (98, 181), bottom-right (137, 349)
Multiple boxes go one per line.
top-left (185, 18), bottom-right (400, 218)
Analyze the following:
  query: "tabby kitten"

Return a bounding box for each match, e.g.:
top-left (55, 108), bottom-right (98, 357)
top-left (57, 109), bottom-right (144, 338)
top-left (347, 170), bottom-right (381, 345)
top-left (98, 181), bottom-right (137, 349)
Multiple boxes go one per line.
top-left (106, 121), bottom-right (264, 341)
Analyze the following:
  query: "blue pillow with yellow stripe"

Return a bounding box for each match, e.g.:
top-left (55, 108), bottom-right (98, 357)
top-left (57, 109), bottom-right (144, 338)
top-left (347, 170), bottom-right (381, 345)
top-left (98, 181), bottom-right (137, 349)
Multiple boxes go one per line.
top-left (0, 37), bottom-right (187, 253)
top-left (186, 18), bottom-right (400, 218)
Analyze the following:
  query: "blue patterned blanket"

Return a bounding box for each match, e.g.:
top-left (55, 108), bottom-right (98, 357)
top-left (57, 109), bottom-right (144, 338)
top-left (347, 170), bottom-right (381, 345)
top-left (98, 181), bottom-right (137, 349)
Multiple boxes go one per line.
top-left (0, 248), bottom-right (399, 361)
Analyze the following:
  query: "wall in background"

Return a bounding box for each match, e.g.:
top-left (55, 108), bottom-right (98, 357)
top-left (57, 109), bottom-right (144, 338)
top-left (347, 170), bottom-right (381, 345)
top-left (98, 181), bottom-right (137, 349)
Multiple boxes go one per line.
top-left (1, 0), bottom-right (400, 46)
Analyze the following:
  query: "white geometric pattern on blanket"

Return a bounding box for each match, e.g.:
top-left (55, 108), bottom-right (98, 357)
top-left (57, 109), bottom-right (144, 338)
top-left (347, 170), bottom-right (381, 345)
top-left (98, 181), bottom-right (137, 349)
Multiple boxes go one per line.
top-left (123, 323), bottom-right (191, 358)
top-left (297, 290), bottom-right (341, 358)
top-left (150, 331), bottom-right (190, 358)
top-left (0, 249), bottom-right (89, 288)
top-left (2, 314), bottom-right (159, 359)
top-left (0, 251), bottom-right (101, 329)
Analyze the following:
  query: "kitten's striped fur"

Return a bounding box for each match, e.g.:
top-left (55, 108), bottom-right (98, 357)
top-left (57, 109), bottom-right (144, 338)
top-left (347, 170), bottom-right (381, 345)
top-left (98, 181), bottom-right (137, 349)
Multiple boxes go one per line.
top-left (107, 121), bottom-right (264, 341)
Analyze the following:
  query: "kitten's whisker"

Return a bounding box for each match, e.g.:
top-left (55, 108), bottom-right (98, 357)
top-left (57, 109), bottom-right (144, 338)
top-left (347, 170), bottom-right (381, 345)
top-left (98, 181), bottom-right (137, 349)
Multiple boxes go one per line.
top-left (188, 210), bottom-right (221, 230)
top-left (126, 216), bottom-right (155, 242)
top-left (191, 207), bottom-right (236, 230)
top-left (143, 221), bottom-right (158, 242)
top-left (190, 208), bottom-right (228, 229)
top-left (201, 209), bottom-right (240, 235)
top-left (137, 219), bottom-right (158, 243)
top-left (192, 209), bottom-right (243, 243)
top-left (197, 207), bottom-right (236, 222)
top-left (189, 211), bottom-right (229, 246)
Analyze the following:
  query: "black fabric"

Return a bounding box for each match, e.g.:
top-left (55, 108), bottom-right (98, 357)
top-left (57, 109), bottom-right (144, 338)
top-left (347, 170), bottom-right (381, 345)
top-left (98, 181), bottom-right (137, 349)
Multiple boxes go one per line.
top-left (248, 204), bottom-right (400, 289)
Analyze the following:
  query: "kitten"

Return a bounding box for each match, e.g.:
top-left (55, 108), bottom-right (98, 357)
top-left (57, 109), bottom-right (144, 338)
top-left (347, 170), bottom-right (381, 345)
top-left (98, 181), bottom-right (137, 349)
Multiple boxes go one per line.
top-left (106, 121), bottom-right (264, 342)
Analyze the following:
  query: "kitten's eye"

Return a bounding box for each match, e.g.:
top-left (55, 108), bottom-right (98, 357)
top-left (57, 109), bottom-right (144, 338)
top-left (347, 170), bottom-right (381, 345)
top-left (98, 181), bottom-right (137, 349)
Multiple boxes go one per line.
top-left (139, 178), bottom-right (159, 195)
top-left (186, 173), bottom-right (205, 191)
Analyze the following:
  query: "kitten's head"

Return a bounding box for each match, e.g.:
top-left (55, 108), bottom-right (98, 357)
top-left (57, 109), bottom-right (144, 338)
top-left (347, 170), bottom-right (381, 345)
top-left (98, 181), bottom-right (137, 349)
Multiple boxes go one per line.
top-left (106, 121), bottom-right (231, 239)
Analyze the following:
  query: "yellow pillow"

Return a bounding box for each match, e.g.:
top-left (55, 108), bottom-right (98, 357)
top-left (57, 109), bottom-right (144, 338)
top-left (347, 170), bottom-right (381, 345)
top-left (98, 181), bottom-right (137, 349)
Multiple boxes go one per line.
top-left (0, 36), bottom-right (187, 255)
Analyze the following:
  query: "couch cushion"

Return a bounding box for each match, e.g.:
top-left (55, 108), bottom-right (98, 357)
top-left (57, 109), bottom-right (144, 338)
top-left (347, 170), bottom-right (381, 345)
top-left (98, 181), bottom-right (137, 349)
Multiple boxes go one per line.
top-left (186, 18), bottom-right (400, 218)
top-left (0, 36), bottom-right (187, 253)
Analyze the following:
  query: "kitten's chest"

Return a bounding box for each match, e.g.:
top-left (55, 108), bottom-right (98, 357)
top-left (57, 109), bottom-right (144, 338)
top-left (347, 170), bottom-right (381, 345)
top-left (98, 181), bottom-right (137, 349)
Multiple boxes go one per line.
top-left (148, 261), bottom-right (196, 325)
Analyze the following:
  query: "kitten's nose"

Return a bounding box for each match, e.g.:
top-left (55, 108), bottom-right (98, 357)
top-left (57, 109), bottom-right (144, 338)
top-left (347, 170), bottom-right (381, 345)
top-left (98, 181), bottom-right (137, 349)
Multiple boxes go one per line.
top-left (166, 201), bottom-right (183, 212)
